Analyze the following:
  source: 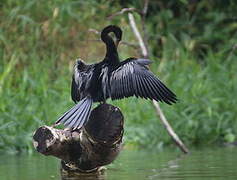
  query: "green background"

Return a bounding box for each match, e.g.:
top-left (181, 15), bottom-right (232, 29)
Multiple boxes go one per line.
top-left (0, 0), bottom-right (236, 153)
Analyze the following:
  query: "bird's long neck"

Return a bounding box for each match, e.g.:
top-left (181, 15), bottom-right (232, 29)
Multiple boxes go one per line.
top-left (101, 32), bottom-right (119, 65)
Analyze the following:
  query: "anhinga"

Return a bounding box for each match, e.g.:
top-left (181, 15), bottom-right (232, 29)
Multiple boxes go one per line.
top-left (56, 25), bottom-right (177, 130)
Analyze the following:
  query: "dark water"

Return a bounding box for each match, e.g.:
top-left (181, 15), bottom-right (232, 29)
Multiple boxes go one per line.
top-left (0, 147), bottom-right (237, 180)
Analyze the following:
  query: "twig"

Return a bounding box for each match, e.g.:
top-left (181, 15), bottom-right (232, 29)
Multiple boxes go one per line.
top-left (88, 28), bottom-right (100, 34)
top-left (141, 0), bottom-right (150, 54)
top-left (107, 8), bottom-right (141, 20)
top-left (128, 12), bottom-right (189, 154)
top-left (128, 13), bottom-right (148, 58)
top-left (142, 0), bottom-right (149, 15)
top-left (152, 100), bottom-right (189, 153)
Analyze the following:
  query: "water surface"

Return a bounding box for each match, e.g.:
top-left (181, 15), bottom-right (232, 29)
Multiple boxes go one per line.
top-left (0, 147), bottom-right (236, 180)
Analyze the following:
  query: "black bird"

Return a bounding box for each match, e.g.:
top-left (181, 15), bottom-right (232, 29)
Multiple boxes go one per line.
top-left (56, 25), bottom-right (177, 130)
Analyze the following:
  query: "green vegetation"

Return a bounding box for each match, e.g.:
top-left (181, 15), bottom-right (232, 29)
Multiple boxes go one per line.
top-left (0, 0), bottom-right (236, 153)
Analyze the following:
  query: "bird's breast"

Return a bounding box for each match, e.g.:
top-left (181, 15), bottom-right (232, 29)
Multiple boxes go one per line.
top-left (85, 65), bottom-right (108, 102)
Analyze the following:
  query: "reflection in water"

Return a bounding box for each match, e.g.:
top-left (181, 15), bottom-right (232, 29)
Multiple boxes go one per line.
top-left (148, 153), bottom-right (184, 179)
top-left (147, 148), bottom-right (237, 180)
top-left (61, 167), bottom-right (106, 180)
top-left (61, 173), bottom-right (106, 180)
top-left (0, 148), bottom-right (237, 180)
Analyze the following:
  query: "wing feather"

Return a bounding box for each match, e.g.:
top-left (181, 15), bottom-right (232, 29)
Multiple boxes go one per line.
top-left (148, 76), bottom-right (167, 101)
top-left (132, 73), bottom-right (139, 98)
top-left (124, 74), bottom-right (129, 97)
top-left (139, 76), bottom-right (149, 99)
top-left (150, 75), bottom-right (177, 103)
top-left (110, 58), bottom-right (177, 104)
top-left (145, 76), bottom-right (162, 101)
top-left (136, 75), bottom-right (145, 98)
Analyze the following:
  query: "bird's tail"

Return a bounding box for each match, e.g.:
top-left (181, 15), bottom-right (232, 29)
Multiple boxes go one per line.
top-left (55, 97), bottom-right (93, 130)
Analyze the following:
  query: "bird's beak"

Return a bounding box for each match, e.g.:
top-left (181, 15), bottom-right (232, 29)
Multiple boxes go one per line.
top-left (115, 40), bottom-right (120, 48)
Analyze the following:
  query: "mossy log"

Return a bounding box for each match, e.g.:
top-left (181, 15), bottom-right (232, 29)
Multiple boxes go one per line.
top-left (32, 104), bottom-right (124, 176)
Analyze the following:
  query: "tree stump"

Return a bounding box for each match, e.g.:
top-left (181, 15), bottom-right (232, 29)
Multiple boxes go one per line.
top-left (32, 104), bottom-right (124, 177)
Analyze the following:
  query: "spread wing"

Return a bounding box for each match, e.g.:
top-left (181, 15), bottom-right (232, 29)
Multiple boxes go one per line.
top-left (109, 58), bottom-right (177, 104)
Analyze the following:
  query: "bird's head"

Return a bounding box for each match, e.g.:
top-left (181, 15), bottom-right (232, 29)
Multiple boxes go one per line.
top-left (101, 25), bottom-right (122, 48)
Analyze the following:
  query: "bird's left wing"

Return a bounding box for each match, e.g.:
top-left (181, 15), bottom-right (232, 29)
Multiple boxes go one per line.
top-left (71, 59), bottom-right (93, 103)
top-left (109, 58), bottom-right (177, 104)
top-left (71, 75), bottom-right (80, 103)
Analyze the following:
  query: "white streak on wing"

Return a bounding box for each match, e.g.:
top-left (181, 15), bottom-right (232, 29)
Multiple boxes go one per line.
top-left (100, 66), bottom-right (109, 99)
top-left (74, 63), bottom-right (82, 89)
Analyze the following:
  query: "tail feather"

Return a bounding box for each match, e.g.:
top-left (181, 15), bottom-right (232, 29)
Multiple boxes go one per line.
top-left (68, 99), bottom-right (90, 128)
top-left (65, 109), bottom-right (83, 128)
top-left (56, 103), bottom-right (80, 124)
top-left (56, 97), bottom-right (93, 129)
top-left (64, 109), bottom-right (81, 127)
top-left (73, 101), bottom-right (91, 130)
top-left (64, 98), bottom-right (90, 127)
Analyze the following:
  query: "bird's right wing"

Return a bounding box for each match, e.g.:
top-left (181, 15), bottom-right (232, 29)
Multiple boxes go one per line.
top-left (109, 58), bottom-right (177, 104)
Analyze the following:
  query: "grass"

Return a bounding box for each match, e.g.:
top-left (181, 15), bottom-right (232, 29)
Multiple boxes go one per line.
top-left (114, 50), bottom-right (237, 149)
top-left (0, 0), bottom-right (237, 153)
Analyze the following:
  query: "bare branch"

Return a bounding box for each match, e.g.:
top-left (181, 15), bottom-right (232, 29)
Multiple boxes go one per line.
top-left (120, 41), bottom-right (139, 49)
top-left (87, 39), bottom-right (101, 42)
top-left (128, 12), bottom-right (189, 154)
top-left (141, 0), bottom-right (150, 54)
top-left (152, 100), bottom-right (189, 153)
top-left (143, 0), bottom-right (149, 16)
top-left (107, 8), bottom-right (142, 20)
top-left (88, 28), bottom-right (100, 34)
top-left (128, 13), bottom-right (148, 58)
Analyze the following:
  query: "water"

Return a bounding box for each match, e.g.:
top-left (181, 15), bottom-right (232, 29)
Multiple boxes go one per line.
top-left (0, 147), bottom-right (237, 180)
